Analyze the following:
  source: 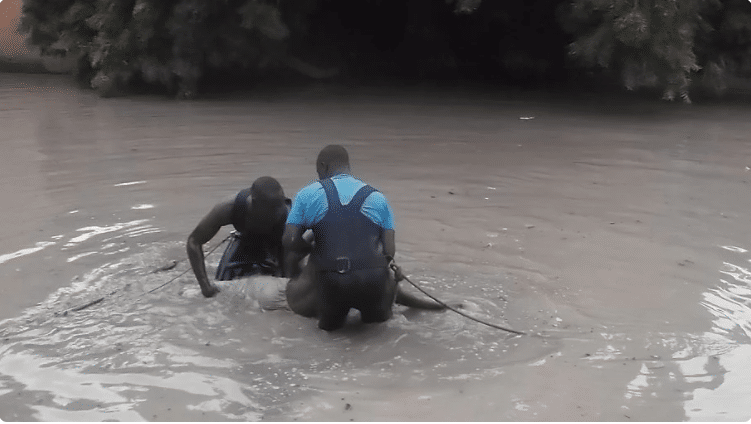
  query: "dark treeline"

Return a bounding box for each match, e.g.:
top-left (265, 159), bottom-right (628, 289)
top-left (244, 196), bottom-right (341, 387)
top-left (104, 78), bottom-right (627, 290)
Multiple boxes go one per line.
top-left (20, 0), bottom-right (751, 101)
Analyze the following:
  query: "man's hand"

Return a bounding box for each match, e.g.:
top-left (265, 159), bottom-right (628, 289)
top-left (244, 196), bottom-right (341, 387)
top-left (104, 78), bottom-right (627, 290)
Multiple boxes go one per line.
top-left (389, 260), bottom-right (406, 283)
top-left (283, 224), bottom-right (307, 278)
top-left (201, 284), bottom-right (221, 298)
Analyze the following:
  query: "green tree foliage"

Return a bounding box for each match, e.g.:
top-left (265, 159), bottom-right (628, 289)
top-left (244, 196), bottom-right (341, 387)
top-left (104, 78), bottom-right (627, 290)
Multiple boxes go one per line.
top-left (560, 0), bottom-right (751, 102)
top-left (561, 0), bottom-right (713, 102)
top-left (20, 0), bottom-right (751, 99)
top-left (694, 0), bottom-right (751, 95)
top-left (21, 0), bottom-right (290, 97)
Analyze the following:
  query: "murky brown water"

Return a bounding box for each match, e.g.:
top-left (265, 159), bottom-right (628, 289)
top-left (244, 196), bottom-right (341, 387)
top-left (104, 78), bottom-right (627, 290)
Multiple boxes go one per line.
top-left (1, 74), bottom-right (750, 421)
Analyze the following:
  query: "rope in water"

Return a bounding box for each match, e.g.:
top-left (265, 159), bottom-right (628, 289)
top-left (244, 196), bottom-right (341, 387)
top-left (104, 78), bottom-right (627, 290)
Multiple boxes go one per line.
top-left (142, 234), bottom-right (231, 296)
top-left (391, 263), bottom-right (526, 336)
top-left (58, 235), bottom-right (231, 316)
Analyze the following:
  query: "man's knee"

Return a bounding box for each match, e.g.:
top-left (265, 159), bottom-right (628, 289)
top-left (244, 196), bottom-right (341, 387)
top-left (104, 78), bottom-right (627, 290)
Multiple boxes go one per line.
top-left (360, 307), bottom-right (392, 324)
top-left (352, 269), bottom-right (396, 324)
top-left (317, 306), bottom-right (349, 331)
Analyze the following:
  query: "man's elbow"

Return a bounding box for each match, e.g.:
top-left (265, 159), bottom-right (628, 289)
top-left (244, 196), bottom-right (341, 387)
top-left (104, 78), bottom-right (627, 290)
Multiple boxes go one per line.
top-left (186, 234), bottom-right (201, 256)
top-left (383, 229), bottom-right (396, 259)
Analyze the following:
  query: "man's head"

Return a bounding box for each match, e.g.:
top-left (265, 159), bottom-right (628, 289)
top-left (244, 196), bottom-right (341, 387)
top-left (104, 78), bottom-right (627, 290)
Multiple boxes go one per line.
top-left (316, 145), bottom-right (350, 180)
top-left (251, 176), bottom-right (286, 202)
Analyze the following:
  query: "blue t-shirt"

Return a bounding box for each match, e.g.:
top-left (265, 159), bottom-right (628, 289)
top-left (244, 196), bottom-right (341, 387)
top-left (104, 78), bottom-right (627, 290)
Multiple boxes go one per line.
top-left (287, 174), bottom-right (394, 230)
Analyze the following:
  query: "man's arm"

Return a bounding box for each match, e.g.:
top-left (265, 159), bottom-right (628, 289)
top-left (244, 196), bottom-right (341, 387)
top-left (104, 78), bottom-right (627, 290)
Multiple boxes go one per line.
top-left (282, 223), bottom-right (308, 279)
top-left (187, 195), bottom-right (234, 298)
top-left (383, 229), bottom-right (396, 262)
top-left (382, 228), bottom-right (406, 283)
top-left (395, 285), bottom-right (446, 310)
top-left (383, 229), bottom-right (445, 310)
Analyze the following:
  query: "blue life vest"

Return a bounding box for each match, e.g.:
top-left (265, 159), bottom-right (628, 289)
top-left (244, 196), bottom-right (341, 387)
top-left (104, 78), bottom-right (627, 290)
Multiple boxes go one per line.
top-left (311, 178), bottom-right (388, 273)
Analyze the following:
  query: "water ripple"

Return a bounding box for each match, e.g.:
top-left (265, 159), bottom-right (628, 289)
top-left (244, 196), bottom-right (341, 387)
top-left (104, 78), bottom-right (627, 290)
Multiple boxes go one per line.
top-left (704, 261), bottom-right (751, 341)
top-left (681, 245), bottom-right (751, 420)
top-left (0, 241), bottom-right (56, 265)
top-left (64, 220), bottom-right (150, 247)
top-left (0, 243), bottom-right (545, 421)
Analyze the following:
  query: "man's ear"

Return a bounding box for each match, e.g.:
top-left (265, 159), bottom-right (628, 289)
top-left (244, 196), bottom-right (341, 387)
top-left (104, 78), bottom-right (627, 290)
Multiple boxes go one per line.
top-left (285, 198), bottom-right (292, 208)
top-left (317, 161), bottom-right (327, 179)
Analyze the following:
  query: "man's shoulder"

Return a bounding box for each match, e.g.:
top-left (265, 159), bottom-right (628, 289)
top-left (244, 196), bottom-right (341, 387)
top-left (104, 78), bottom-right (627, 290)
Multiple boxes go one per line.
top-left (363, 190), bottom-right (390, 209)
top-left (288, 181), bottom-right (326, 227)
top-left (297, 180), bottom-right (324, 199)
top-left (291, 181), bottom-right (326, 212)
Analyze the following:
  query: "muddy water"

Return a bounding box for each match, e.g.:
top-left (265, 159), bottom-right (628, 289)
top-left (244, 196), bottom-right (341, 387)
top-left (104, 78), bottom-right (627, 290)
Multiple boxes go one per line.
top-left (1, 74), bottom-right (750, 421)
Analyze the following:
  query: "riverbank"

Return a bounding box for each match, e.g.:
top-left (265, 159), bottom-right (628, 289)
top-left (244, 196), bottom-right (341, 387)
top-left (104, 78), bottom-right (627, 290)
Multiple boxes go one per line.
top-left (0, 56), bottom-right (49, 73)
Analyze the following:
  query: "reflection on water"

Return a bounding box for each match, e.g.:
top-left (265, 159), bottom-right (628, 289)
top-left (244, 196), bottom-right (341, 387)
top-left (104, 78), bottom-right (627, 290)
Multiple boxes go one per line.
top-left (0, 241), bottom-right (56, 265)
top-left (613, 244), bottom-right (751, 421)
top-left (681, 245), bottom-right (751, 421)
top-left (704, 261), bottom-right (751, 339)
top-left (683, 345), bottom-right (751, 421)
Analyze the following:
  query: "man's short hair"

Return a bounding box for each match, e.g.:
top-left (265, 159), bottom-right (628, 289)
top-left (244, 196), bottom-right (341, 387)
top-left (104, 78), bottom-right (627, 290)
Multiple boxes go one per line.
top-left (317, 145), bottom-right (349, 167)
top-left (251, 176), bottom-right (284, 200)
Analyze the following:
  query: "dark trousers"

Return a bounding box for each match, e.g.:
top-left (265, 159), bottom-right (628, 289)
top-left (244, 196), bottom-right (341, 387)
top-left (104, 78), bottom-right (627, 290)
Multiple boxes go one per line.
top-left (316, 267), bottom-right (397, 331)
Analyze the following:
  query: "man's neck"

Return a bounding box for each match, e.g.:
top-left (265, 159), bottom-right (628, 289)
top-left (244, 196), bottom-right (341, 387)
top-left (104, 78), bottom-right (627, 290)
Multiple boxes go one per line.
top-left (325, 168), bottom-right (351, 179)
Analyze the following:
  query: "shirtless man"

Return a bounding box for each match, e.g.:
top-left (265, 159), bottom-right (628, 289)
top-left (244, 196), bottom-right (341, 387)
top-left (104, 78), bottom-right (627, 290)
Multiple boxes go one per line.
top-left (187, 176), bottom-right (294, 298)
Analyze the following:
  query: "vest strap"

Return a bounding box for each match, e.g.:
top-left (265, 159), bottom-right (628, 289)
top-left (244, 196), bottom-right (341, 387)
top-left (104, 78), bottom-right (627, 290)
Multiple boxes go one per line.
top-left (319, 178), bottom-right (341, 212)
top-left (313, 178), bottom-right (386, 272)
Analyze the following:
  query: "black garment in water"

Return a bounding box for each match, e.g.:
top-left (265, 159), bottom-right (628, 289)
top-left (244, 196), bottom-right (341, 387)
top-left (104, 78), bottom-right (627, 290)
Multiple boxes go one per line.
top-left (215, 188), bottom-right (283, 280)
top-left (214, 233), bottom-right (279, 280)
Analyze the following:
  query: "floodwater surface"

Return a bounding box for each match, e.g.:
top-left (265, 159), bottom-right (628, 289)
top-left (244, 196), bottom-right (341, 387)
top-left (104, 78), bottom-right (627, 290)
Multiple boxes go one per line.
top-left (1, 74), bottom-right (750, 421)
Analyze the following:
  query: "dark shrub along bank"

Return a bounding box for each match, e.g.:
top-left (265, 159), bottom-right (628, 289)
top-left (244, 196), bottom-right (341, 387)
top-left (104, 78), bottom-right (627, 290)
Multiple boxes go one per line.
top-left (20, 0), bottom-right (751, 100)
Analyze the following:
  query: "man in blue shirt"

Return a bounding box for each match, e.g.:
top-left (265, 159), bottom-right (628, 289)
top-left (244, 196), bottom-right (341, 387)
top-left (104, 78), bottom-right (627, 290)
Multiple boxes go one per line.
top-left (283, 145), bottom-right (439, 331)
